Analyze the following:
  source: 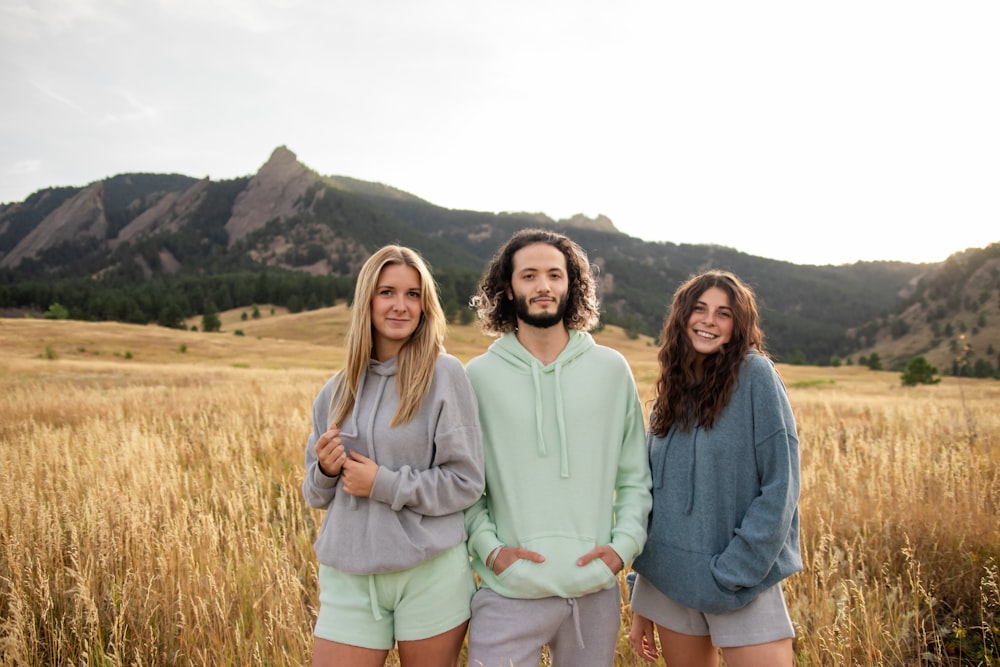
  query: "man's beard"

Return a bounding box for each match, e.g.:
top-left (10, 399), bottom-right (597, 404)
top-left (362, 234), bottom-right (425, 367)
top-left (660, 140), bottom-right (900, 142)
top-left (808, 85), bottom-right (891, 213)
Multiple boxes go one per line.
top-left (515, 294), bottom-right (568, 329)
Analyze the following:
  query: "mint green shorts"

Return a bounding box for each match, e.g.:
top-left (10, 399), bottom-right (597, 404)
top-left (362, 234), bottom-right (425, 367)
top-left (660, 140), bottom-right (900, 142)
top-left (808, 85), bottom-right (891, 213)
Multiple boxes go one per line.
top-left (314, 542), bottom-right (476, 649)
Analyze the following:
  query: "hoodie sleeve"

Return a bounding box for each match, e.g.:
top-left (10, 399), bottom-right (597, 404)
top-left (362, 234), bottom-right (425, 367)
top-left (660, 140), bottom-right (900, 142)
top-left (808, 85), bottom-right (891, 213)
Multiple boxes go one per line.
top-left (609, 365), bottom-right (654, 564)
top-left (368, 356), bottom-right (485, 516)
top-left (301, 375), bottom-right (341, 509)
top-left (711, 357), bottom-right (800, 590)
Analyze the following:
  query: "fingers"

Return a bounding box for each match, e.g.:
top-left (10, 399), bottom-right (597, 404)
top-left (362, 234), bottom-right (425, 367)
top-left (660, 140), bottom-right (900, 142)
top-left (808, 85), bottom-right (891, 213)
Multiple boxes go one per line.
top-left (513, 547), bottom-right (546, 563)
top-left (576, 545), bottom-right (624, 574)
top-left (628, 615), bottom-right (659, 661)
top-left (315, 425), bottom-right (346, 476)
top-left (491, 546), bottom-right (545, 575)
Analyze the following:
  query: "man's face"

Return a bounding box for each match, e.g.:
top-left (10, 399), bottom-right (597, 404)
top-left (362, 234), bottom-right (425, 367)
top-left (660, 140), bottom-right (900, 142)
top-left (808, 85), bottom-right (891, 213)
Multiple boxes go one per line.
top-left (508, 243), bottom-right (569, 329)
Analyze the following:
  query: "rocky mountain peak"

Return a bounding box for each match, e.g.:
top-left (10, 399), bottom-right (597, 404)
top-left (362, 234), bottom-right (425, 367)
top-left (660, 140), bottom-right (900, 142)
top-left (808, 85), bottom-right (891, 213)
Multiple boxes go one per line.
top-left (224, 145), bottom-right (317, 246)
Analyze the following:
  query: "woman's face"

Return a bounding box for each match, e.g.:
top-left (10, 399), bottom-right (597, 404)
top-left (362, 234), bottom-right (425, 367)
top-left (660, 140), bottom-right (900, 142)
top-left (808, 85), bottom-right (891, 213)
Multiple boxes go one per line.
top-left (685, 286), bottom-right (734, 361)
top-left (370, 263), bottom-right (423, 361)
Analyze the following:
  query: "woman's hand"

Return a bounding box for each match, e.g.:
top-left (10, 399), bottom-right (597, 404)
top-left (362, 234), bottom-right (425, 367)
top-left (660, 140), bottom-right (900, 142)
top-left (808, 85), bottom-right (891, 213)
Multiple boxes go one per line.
top-left (341, 450), bottom-right (379, 497)
top-left (628, 613), bottom-right (659, 662)
top-left (315, 425), bottom-right (347, 477)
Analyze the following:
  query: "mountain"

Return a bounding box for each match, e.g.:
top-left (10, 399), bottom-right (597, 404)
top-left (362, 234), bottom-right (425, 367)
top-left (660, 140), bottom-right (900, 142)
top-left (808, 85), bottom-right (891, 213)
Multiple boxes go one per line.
top-left (1, 145), bottom-right (997, 374)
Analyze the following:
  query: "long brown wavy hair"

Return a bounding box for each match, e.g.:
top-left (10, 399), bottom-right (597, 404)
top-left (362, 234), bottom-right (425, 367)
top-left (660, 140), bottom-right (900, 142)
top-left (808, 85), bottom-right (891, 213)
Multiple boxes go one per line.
top-left (330, 245), bottom-right (446, 428)
top-left (649, 270), bottom-right (767, 436)
top-left (470, 228), bottom-right (600, 335)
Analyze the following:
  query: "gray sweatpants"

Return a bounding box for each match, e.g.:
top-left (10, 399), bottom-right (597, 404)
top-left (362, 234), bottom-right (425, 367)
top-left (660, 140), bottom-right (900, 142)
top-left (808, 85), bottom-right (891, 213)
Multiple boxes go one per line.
top-left (467, 586), bottom-right (621, 667)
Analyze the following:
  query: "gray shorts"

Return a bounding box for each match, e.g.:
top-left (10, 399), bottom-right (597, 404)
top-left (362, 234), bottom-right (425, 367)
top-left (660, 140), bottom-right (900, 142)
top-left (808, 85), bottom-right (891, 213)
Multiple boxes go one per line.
top-left (468, 585), bottom-right (621, 667)
top-left (630, 574), bottom-right (794, 648)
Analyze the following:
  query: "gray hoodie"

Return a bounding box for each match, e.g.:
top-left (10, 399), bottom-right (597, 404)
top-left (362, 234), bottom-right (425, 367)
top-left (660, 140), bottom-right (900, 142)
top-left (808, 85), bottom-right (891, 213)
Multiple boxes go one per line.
top-left (303, 353), bottom-right (485, 574)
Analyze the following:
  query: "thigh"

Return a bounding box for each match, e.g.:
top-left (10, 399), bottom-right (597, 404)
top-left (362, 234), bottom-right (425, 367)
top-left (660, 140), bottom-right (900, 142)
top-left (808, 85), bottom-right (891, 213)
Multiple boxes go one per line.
top-left (721, 637), bottom-right (794, 667)
top-left (311, 636), bottom-right (388, 667)
top-left (397, 621), bottom-right (469, 667)
top-left (468, 588), bottom-right (562, 667)
top-left (549, 586), bottom-right (621, 667)
top-left (655, 625), bottom-right (719, 667)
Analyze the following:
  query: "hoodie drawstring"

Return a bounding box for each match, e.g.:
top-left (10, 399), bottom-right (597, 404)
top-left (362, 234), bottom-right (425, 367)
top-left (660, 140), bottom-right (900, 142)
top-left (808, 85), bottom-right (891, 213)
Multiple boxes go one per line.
top-left (530, 363), bottom-right (547, 457)
top-left (654, 425), bottom-right (696, 514)
top-left (529, 360), bottom-right (570, 478)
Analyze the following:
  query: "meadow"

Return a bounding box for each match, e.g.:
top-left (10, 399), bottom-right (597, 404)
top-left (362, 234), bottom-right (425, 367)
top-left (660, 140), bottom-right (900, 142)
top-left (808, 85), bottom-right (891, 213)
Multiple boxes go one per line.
top-left (1, 306), bottom-right (998, 666)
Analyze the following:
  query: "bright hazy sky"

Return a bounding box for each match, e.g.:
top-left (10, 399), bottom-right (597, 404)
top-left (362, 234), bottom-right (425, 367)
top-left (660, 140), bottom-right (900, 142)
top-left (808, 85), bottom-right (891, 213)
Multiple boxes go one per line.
top-left (1, 1), bottom-right (998, 266)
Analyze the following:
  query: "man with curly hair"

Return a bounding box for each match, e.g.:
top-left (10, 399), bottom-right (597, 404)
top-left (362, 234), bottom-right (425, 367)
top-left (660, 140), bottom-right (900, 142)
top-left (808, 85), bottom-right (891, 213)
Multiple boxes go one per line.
top-left (464, 228), bottom-right (652, 667)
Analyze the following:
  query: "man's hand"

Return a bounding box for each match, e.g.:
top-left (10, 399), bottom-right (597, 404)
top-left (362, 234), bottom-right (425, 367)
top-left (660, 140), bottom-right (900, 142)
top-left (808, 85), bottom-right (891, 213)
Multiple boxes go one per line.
top-left (491, 546), bottom-right (545, 574)
top-left (576, 545), bottom-right (624, 575)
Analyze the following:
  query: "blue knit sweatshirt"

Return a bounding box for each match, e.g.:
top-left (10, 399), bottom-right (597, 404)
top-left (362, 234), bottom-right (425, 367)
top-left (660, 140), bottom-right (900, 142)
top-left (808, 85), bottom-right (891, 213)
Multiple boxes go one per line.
top-left (631, 353), bottom-right (802, 614)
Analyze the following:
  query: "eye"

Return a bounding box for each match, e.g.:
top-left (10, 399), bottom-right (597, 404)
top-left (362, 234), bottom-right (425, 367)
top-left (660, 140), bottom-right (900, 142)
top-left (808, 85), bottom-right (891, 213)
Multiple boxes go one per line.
top-left (407, 291), bottom-right (421, 299)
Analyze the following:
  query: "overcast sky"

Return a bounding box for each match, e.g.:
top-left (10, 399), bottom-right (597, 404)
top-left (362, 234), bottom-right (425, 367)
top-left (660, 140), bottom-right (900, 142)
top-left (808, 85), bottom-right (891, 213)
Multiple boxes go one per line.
top-left (2, 1), bottom-right (998, 266)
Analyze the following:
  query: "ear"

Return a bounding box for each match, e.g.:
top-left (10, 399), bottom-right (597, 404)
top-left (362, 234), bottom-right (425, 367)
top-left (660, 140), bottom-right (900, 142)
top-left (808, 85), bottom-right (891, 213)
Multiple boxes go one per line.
top-left (505, 285), bottom-right (513, 300)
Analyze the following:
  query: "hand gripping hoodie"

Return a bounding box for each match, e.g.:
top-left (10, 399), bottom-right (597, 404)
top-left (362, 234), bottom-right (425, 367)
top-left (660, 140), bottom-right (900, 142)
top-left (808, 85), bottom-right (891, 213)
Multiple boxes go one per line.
top-left (464, 330), bottom-right (652, 600)
top-left (302, 353), bottom-right (485, 574)
top-left (631, 353), bottom-right (802, 614)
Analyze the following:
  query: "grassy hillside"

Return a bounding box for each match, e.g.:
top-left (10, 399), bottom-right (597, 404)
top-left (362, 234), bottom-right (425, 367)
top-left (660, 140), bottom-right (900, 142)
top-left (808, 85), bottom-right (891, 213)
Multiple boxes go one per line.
top-left (2, 312), bottom-right (998, 665)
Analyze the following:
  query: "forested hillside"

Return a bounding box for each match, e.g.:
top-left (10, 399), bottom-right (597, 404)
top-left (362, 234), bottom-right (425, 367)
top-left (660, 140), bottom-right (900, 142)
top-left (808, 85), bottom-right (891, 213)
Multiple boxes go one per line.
top-left (1, 145), bottom-right (997, 374)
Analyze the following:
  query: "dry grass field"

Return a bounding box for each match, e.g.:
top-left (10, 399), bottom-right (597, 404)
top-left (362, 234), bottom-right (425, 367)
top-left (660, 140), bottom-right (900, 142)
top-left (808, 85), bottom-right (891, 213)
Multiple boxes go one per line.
top-left (2, 305), bottom-right (999, 666)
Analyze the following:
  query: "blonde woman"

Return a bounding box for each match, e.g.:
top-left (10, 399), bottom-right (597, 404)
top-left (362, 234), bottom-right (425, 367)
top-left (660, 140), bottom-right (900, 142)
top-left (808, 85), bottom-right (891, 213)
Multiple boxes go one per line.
top-left (302, 245), bottom-right (484, 667)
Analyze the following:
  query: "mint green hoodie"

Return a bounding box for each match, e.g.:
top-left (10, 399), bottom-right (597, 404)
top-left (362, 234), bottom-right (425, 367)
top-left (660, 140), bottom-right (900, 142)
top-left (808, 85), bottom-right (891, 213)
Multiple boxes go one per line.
top-left (464, 330), bottom-right (652, 600)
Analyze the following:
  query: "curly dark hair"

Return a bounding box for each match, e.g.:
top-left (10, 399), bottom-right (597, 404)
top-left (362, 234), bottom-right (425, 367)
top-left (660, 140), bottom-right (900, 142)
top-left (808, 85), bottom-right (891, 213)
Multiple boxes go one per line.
top-left (649, 270), bottom-right (769, 436)
top-left (471, 228), bottom-right (600, 335)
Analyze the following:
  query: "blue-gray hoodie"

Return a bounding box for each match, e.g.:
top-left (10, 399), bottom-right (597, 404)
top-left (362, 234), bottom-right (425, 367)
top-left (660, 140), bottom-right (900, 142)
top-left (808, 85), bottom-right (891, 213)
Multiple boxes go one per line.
top-left (631, 352), bottom-right (801, 614)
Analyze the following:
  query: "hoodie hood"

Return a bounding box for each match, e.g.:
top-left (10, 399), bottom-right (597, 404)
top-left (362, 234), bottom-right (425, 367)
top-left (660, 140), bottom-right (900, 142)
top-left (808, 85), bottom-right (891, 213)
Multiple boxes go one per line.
top-left (486, 330), bottom-right (594, 477)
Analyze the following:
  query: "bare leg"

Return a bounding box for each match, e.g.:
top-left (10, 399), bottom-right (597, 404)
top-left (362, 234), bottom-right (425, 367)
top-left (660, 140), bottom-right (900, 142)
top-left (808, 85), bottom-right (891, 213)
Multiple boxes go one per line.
top-left (720, 638), bottom-right (794, 667)
top-left (656, 624), bottom-right (719, 667)
top-left (311, 637), bottom-right (389, 667)
top-left (397, 621), bottom-right (469, 667)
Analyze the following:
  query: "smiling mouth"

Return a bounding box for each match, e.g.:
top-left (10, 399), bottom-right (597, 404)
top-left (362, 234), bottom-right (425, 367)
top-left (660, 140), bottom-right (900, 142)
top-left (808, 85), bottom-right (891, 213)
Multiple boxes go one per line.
top-left (694, 330), bottom-right (717, 339)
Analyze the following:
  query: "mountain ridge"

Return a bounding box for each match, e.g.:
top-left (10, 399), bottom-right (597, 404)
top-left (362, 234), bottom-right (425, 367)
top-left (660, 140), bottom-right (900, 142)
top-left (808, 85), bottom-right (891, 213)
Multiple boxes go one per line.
top-left (1, 145), bottom-right (997, 375)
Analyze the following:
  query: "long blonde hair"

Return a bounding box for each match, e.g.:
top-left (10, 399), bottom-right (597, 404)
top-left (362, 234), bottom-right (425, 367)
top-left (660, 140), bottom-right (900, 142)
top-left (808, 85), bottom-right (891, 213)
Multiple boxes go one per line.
top-left (330, 245), bottom-right (446, 427)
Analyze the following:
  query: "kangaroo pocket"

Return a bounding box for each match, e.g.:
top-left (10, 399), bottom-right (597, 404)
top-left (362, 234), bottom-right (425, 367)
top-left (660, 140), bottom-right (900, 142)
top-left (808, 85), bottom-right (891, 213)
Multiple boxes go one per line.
top-left (634, 537), bottom-right (742, 614)
top-left (493, 535), bottom-right (617, 600)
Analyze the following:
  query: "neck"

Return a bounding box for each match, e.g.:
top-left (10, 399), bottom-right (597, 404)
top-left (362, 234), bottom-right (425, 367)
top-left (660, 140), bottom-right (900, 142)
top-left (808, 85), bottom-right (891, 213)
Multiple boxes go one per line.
top-left (514, 322), bottom-right (570, 365)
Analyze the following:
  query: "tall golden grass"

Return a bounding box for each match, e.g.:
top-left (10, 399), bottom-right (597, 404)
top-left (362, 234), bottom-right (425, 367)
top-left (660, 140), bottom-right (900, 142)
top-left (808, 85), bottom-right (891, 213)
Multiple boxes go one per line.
top-left (1, 309), bottom-right (998, 666)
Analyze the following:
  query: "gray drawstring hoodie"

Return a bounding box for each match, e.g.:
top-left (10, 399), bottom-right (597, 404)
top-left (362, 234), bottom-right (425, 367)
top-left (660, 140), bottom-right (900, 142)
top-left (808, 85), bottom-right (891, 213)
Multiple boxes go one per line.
top-left (302, 353), bottom-right (485, 574)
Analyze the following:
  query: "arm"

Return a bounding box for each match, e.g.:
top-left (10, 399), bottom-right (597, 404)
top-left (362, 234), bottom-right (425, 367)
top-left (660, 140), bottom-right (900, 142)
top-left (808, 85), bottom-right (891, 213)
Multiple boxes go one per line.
top-left (301, 378), bottom-right (342, 509)
top-left (608, 375), bottom-right (654, 565)
top-left (367, 358), bottom-right (486, 516)
top-left (712, 360), bottom-right (801, 590)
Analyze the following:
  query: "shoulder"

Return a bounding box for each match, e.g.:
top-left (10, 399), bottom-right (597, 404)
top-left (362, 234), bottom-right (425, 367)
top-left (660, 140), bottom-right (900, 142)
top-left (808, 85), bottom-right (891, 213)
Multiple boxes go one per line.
top-left (744, 352), bottom-right (777, 375)
top-left (586, 342), bottom-right (632, 370)
top-left (741, 353), bottom-right (791, 401)
top-left (434, 353), bottom-right (473, 382)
